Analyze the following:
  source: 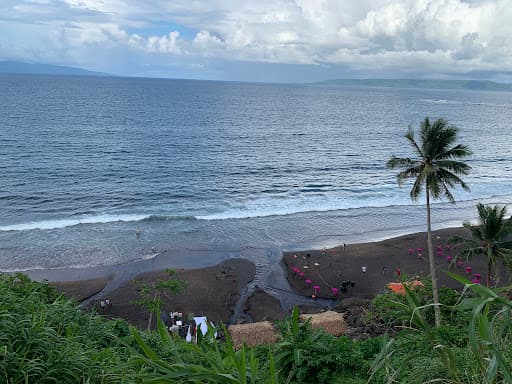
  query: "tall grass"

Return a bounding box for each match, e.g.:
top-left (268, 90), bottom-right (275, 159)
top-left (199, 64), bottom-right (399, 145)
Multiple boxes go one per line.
top-left (370, 272), bottom-right (512, 383)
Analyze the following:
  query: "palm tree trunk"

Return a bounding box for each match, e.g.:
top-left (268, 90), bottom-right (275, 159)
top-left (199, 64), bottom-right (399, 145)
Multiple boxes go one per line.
top-left (426, 190), bottom-right (441, 327)
top-left (147, 291), bottom-right (158, 331)
top-left (487, 256), bottom-right (492, 288)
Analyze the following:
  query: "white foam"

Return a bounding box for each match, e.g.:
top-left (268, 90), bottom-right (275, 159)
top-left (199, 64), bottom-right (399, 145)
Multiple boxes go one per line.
top-left (0, 213), bottom-right (151, 232)
top-left (195, 193), bottom-right (409, 220)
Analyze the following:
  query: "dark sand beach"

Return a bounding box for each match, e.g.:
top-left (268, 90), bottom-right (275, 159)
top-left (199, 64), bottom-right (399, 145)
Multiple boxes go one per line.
top-left (53, 227), bottom-right (507, 329)
top-left (283, 227), bottom-right (480, 300)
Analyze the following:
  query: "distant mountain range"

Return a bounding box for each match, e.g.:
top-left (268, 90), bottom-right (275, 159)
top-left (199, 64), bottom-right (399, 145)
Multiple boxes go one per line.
top-left (0, 61), bottom-right (110, 77)
top-left (318, 78), bottom-right (512, 92)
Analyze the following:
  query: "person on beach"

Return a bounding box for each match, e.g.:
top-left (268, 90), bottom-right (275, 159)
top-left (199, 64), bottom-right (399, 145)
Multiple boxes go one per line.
top-left (361, 266), bottom-right (367, 276)
top-left (396, 267), bottom-right (401, 277)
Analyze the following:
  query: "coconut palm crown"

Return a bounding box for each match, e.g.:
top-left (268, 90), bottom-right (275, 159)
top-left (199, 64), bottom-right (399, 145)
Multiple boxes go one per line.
top-left (387, 117), bottom-right (472, 327)
top-left (450, 203), bottom-right (512, 287)
top-left (387, 118), bottom-right (472, 202)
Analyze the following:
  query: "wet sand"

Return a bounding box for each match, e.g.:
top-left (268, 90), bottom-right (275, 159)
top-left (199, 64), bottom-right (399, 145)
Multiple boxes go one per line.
top-left (52, 226), bottom-right (508, 328)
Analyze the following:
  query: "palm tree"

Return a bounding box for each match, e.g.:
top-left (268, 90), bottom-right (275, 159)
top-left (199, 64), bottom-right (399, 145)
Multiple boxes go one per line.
top-left (450, 203), bottom-right (512, 287)
top-left (387, 117), bottom-right (472, 327)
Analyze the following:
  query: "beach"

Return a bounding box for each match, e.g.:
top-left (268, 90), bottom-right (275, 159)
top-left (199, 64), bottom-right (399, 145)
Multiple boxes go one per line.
top-left (51, 226), bottom-right (506, 330)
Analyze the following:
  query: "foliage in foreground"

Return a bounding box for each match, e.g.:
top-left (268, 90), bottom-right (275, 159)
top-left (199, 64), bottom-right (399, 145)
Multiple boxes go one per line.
top-left (2, 272), bottom-right (512, 384)
top-left (0, 273), bottom-right (136, 383)
top-left (370, 272), bottom-right (512, 383)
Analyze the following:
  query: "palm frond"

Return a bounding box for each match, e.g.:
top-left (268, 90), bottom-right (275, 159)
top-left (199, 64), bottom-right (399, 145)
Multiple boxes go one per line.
top-left (396, 165), bottom-right (423, 187)
top-left (437, 169), bottom-right (471, 192)
top-left (438, 144), bottom-right (473, 160)
top-left (409, 172), bottom-right (425, 200)
top-left (435, 160), bottom-right (472, 175)
top-left (404, 127), bottom-right (424, 157)
top-left (386, 156), bottom-right (416, 169)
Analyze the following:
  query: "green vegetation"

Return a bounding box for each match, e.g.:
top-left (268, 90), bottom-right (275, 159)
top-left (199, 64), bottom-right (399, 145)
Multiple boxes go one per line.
top-left (387, 117), bottom-right (472, 326)
top-left (132, 268), bottom-right (187, 330)
top-left (450, 203), bottom-right (512, 287)
top-left (2, 269), bottom-right (512, 383)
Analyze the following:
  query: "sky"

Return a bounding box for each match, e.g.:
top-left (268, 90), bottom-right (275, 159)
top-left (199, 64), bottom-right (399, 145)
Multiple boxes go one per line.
top-left (1, 0), bottom-right (512, 82)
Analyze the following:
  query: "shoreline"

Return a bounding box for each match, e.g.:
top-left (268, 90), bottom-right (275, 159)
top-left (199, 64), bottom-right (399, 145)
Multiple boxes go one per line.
top-left (19, 223), bottom-right (466, 283)
top-left (46, 225), bottom-right (509, 327)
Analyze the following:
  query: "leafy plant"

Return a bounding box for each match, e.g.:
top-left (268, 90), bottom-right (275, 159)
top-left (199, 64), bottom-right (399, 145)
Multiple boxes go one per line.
top-left (129, 304), bottom-right (278, 383)
top-left (132, 269), bottom-right (187, 330)
top-left (450, 203), bottom-right (512, 287)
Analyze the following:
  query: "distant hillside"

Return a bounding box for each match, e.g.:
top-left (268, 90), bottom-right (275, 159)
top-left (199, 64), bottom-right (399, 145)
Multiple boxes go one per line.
top-left (0, 61), bottom-right (109, 77)
top-left (318, 78), bottom-right (512, 92)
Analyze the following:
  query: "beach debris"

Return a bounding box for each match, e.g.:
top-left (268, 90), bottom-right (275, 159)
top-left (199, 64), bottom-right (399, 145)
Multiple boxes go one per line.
top-left (303, 265), bottom-right (309, 269)
top-left (387, 280), bottom-right (424, 295)
top-left (314, 262), bottom-right (320, 266)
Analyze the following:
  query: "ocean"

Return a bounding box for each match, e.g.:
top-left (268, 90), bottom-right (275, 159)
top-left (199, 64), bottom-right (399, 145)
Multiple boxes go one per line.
top-left (1, 74), bottom-right (512, 273)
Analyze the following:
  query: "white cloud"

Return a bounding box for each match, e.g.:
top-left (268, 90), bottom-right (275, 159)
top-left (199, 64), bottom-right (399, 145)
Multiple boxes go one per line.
top-left (1, 0), bottom-right (512, 77)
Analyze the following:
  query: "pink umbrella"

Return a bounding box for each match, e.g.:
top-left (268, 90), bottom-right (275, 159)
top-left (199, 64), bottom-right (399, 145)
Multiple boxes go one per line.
top-left (292, 267), bottom-right (300, 274)
top-left (298, 272), bottom-right (305, 278)
top-left (305, 279), bottom-right (312, 285)
top-left (331, 287), bottom-right (339, 296)
top-left (446, 256), bottom-right (452, 262)
top-left (313, 285), bottom-right (320, 292)
top-left (437, 250), bottom-right (444, 256)
top-left (471, 278), bottom-right (481, 284)
top-left (465, 266), bottom-right (473, 274)
top-left (417, 248), bottom-right (423, 252)
top-left (408, 248), bottom-right (414, 254)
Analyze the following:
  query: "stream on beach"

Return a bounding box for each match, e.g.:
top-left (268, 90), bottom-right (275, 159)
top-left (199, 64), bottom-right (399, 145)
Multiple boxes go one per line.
top-left (2, 76), bottom-right (512, 320)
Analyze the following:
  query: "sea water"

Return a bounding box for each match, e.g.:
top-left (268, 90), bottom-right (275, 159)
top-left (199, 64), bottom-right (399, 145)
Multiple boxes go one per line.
top-left (1, 74), bottom-right (512, 272)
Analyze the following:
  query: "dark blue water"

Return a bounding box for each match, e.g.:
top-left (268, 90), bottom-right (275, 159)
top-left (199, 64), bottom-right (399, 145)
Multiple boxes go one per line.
top-left (1, 74), bottom-right (512, 272)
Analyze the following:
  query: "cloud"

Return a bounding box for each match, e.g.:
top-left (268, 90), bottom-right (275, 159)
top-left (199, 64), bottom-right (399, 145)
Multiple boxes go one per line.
top-left (1, 0), bottom-right (512, 79)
